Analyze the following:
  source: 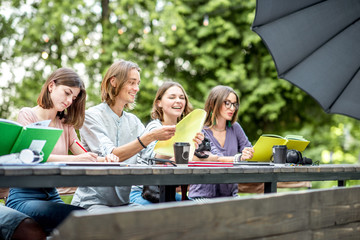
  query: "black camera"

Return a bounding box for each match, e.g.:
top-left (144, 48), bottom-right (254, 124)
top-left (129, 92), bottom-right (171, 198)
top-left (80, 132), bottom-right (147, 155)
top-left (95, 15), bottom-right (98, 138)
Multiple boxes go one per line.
top-left (286, 149), bottom-right (312, 165)
top-left (194, 137), bottom-right (211, 158)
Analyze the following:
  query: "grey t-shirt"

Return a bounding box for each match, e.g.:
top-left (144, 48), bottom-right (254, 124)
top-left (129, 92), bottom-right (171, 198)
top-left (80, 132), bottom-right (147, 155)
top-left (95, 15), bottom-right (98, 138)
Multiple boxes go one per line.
top-left (71, 103), bottom-right (145, 208)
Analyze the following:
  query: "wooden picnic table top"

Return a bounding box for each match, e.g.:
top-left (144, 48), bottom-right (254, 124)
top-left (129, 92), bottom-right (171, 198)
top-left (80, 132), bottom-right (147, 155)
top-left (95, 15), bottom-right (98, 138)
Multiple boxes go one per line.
top-left (0, 163), bottom-right (359, 189)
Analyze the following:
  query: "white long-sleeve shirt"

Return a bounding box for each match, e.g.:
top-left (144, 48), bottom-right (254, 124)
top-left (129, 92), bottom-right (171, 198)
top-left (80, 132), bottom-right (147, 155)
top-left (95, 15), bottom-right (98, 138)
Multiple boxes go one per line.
top-left (71, 102), bottom-right (145, 208)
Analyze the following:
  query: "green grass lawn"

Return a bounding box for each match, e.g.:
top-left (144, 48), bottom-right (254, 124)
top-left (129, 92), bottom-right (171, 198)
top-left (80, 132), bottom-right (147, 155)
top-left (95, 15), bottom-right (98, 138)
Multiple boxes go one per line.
top-left (238, 180), bottom-right (360, 197)
top-left (60, 195), bottom-right (74, 204)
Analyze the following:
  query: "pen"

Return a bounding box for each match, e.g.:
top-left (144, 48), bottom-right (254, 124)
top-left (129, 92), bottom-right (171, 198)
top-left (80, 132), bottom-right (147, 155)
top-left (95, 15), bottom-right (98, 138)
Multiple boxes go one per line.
top-left (73, 138), bottom-right (87, 152)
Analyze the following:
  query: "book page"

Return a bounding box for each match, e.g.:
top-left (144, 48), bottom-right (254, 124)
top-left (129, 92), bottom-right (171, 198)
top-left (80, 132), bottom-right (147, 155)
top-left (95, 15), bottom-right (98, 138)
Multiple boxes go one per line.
top-left (0, 118), bottom-right (22, 126)
top-left (27, 120), bottom-right (51, 127)
top-left (284, 135), bottom-right (310, 151)
top-left (262, 134), bottom-right (285, 139)
top-left (285, 135), bottom-right (307, 141)
top-left (285, 139), bottom-right (310, 152)
top-left (153, 109), bottom-right (206, 160)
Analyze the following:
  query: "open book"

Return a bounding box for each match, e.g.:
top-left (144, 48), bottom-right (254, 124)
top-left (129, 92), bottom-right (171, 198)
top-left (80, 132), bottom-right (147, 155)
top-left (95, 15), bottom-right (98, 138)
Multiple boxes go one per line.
top-left (251, 134), bottom-right (310, 162)
top-left (0, 118), bottom-right (63, 162)
top-left (153, 109), bottom-right (206, 161)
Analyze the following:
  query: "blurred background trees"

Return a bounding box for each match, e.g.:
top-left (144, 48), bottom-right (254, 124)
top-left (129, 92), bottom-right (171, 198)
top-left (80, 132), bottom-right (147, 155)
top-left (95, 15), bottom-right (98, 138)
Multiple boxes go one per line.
top-left (1, 0), bottom-right (359, 166)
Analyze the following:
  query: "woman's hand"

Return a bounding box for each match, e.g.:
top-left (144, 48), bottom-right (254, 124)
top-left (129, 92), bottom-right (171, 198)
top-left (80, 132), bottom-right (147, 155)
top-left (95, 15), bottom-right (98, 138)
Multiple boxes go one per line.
top-left (75, 152), bottom-right (98, 162)
top-left (193, 153), bottom-right (219, 162)
top-left (241, 147), bottom-right (254, 161)
top-left (104, 153), bottom-right (119, 162)
top-left (96, 153), bottom-right (120, 162)
top-left (193, 132), bottom-right (204, 149)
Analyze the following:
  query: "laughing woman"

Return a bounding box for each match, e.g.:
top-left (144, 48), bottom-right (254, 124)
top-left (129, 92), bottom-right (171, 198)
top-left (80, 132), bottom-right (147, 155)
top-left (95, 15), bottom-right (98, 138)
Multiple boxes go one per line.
top-left (189, 85), bottom-right (254, 199)
top-left (6, 68), bottom-right (101, 234)
top-left (130, 81), bottom-right (203, 205)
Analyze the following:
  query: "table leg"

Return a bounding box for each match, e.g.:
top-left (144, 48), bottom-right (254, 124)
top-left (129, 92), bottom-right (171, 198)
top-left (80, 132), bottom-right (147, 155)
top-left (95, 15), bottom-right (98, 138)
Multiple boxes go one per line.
top-left (264, 182), bottom-right (277, 193)
top-left (338, 180), bottom-right (346, 187)
top-left (181, 185), bottom-right (189, 200)
top-left (159, 185), bottom-right (177, 202)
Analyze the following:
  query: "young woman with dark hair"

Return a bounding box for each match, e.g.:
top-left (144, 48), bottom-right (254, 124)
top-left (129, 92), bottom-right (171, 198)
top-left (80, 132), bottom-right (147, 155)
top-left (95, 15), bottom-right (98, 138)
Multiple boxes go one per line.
top-left (189, 85), bottom-right (254, 199)
top-left (6, 68), bottom-right (114, 234)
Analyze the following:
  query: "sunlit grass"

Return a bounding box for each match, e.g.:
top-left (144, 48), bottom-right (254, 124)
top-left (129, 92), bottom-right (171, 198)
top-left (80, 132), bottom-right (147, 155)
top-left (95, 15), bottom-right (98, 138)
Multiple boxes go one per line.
top-left (238, 180), bottom-right (360, 197)
top-left (60, 195), bottom-right (74, 204)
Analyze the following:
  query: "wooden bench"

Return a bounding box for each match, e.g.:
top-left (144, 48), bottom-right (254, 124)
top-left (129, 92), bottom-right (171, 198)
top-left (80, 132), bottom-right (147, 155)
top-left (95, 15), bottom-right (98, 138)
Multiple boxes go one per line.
top-left (51, 186), bottom-right (360, 239)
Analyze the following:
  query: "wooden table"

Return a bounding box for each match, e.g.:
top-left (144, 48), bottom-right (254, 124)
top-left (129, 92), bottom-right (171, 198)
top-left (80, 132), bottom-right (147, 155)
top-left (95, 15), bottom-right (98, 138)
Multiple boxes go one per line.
top-left (1, 164), bottom-right (360, 201)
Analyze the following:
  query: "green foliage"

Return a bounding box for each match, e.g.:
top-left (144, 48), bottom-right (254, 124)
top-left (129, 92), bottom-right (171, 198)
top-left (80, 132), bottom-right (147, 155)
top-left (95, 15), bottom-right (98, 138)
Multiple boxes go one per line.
top-left (1, 0), bottom-right (360, 166)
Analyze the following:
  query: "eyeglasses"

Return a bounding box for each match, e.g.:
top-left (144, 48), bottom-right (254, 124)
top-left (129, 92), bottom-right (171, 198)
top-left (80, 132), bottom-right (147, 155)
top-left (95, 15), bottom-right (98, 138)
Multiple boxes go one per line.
top-left (223, 100), bottom-right (239, 110)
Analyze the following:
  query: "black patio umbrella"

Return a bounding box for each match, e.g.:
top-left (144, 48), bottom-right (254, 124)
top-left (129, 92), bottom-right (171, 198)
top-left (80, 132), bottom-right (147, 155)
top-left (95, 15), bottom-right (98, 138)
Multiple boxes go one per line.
top-left (251, 0), bottom-right (360, 120)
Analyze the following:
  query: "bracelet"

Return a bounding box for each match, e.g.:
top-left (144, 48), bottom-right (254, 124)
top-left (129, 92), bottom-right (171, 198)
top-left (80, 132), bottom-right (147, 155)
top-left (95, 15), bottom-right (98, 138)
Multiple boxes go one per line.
top-left (137, 136), bottom-right (147, 148)
top-left (234, 153), bottom-right (242, 163)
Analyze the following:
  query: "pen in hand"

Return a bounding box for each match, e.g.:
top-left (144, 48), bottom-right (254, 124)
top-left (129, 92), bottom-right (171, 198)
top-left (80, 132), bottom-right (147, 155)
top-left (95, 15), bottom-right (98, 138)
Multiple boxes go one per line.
top-left (73, 138), bottom-right (87, 152)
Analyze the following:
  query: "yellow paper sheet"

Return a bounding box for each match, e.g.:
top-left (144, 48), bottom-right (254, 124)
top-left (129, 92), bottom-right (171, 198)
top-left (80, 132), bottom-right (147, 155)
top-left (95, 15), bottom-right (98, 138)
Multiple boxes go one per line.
top-left (153, 109), bottom-right (206, 160)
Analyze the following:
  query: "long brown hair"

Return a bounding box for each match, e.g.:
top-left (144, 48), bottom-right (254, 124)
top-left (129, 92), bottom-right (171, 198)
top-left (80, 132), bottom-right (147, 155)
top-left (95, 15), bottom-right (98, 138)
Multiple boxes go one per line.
top-left (37, 68), bottom-right (86, 129)
top-left (204, 85), bottom-right (239, 127)
top-left (151, 81), bottom-right (193, 122)
top-left (101, 60), bottom-right (141, 109)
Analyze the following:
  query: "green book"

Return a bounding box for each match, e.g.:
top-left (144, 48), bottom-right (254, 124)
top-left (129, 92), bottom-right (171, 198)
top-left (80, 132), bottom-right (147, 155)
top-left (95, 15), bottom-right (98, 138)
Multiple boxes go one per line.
top-left (0, 118), bottom-right (63, 162)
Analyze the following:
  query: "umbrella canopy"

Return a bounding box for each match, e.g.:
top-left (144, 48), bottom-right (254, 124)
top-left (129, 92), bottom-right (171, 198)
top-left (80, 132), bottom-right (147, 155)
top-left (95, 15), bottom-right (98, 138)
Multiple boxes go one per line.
top-left (251, 0), bottom-right (360, 120)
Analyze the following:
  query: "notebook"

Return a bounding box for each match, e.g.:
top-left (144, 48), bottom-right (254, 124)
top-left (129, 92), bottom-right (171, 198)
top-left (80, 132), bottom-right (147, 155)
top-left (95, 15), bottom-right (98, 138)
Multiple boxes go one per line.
top-left (0, 118), bottom-right (63, 162)
top-left (251, 134), bottom-right (310, 162)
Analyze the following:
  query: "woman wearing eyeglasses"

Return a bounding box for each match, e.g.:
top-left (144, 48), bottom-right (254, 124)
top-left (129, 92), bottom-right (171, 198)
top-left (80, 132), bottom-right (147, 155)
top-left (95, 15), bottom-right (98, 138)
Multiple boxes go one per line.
top-left (189, 85), bottom-right (254, 199)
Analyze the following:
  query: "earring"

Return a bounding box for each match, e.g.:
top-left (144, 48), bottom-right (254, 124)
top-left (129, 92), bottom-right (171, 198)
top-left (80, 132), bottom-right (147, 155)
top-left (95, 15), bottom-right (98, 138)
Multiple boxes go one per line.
top-left (210, 111), bottom-right (216, 125)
